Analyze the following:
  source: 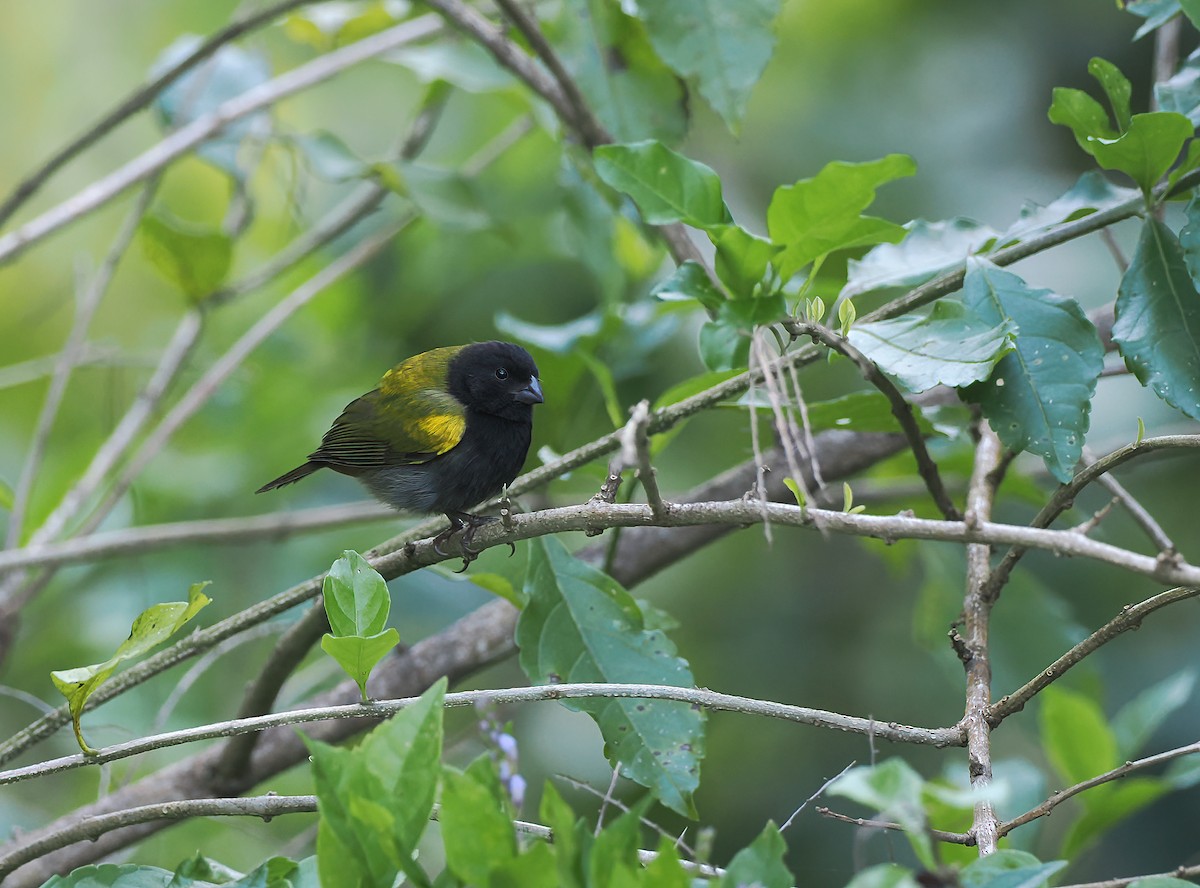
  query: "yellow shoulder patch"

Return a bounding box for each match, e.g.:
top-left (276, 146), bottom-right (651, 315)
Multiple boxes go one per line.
top-left (376, 346), bottom-right (467, 456)
top-left (415, 413), bottom-right (467, 454)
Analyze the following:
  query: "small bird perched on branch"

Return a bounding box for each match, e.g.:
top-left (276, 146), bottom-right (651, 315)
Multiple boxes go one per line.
top-left (257, 341), bottom-right (543, 563)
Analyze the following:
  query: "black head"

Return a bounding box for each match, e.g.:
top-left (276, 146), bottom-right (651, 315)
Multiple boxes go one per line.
top-left (447, 341), bottom-right (543, 421)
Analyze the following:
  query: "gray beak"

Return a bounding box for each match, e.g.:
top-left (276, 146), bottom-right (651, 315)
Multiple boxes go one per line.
top-left (514, 376), bottom-right (544, 405)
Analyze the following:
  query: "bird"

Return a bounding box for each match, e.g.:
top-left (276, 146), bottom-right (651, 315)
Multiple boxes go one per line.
top-left (256, 341), bottom-right (543, 564)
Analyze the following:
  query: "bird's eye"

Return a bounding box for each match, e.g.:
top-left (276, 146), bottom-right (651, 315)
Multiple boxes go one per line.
top-left (495, 367), bottom-right (509, 380)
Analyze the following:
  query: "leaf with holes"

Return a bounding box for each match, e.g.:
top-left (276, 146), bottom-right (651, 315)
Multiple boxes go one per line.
top-left (848, 299), bottom-right (1016, 393)
top-left (516, 536), bottom-right (705, 817)
top-left (1115, 217), bottom-right (1200, 421)
top-left (961, 259), bottom-right (1103, 482)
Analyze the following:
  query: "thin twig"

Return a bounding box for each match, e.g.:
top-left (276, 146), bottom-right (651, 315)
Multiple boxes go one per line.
top-left (1084, 446), bottom-right (1177, 556)
top-left (998, 736), bottom-right (1200, 839)
top-left (0, 682), bottom-right (961, 787)
top-left (989, 586), bottom-right (1200, 725)
top-left (786, 320), bottom-right (960, 520)
top-left (1058, 864), bottom-right (1200, 888)
top-left (815, 806), bottom-right (972, 845)
top-left (618, 400), bottom-right (667, 520)
top-left (780, 760), bottom-right (856, 832)
top-left (5, 181), bottom-right (158, 549)
top-left (0, 15), bottom-right (441, 265)
top-left (0, 0), bottom-right (322, 229)
top-left (960, 424), bottom-right (1004, 853)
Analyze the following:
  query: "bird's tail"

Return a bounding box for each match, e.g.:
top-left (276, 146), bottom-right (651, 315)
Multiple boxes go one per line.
top-left (256, 462), bottom-right (320, 493)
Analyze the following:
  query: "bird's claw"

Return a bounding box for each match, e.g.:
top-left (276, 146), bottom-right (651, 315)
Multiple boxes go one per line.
top-left (432, 512), bottom-right (507, 571)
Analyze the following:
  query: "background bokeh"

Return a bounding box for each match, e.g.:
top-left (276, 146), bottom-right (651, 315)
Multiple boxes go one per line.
top-left (1, 1), bottom-right (1198, 884)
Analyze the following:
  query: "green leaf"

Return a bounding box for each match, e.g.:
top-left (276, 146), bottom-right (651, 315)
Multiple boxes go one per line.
top-left (323, 551), bottom-right (391, 637)
top-left (321, 630), bottom-right (401, 703)
top-left (440, 759), bottom-right (517, 885)
top-left (306, 678), bottom-right (445, 888)
top-left (709, 223), bottom-right (782, 297)
top-left (1155, 47), bottom-right (1200, 126)
top-left (588, 800), bottom-right (649, 887)
top-left (641, 838), bottom-right (691, 887)
top-left (397, 163), bottom-right (493, 231)
top-left (1088, 57), bottom-right (1133, 132)
top-left (1183, 0), bottom-right (1200, 29)
top-left (1087, 112), bottom-right (1194, 193)
top-left (634, 0), bottom-right (781, 132)
top-left (843, 217), bottom-right (998, 299)
top-left (0, 476), bottom-right (13, 511)
top-left (593, 140), bottom-right (731, 228)
top-left (828, 759), bottom-right (934, 869)
top-left (516, 536), bottom-right (706, 817)
top-left (539, 783), bottom-right (590, 888)
top-left (999, 171), bottom-right (1139, 247)
top-left (961, 259), bottom-right (1103, 483)
top-left (388, 41), bottom-right (516, 93)
top-left (1039, 686), bottom-right (1118, 786)
top-left (775, 390), bottom-right (936, 436)
top-left (150, 36), bottom-right (271, 180)
top-left (1061, 777), bottom-right (1167, 858)
top-left (767, 155), bottom-right (916, 279)
top-left (718, 822), bottom-right (791, 888)
top-left (651, 260), bottom-right (726, 311)
top-left (1126, 0), bottom-right (1183, 39)
top-left (51, 582), bottom-right (211, 754)
top-left (560, 1), bottom-right (687, 143)
top-left (959, 851), bottom-right (1066, 888)
top-left (698, 320), bottom-right (750, 371)
top-left (1048, 87), bottom-right (1117, 151)
top-left (1113, 670), bottom-right (1195, 759)
top-left (292, 131), bottom-right (368, 181)
top-left (717, 292), bottom-right (786, 329)
top-left (848, 299), bottom-right (1016, 392)
top-left (139, 212), bottom-right (233, 302)
top-left (843, 864), bottom-right (924, 888)
top-left (489, 842), bottom-right (558, 888)
top-left (41, 864), bottom-right (175, 887)
top-left (1114, 217), bottom-right (1200, 420)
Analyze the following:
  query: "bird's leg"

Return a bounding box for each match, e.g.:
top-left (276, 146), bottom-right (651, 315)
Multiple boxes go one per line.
top-left (433, 511), bottom-right (515, 572)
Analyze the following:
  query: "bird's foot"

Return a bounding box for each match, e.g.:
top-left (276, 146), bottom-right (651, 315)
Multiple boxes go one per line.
top-left (433, 512), bottom-right (515, 572)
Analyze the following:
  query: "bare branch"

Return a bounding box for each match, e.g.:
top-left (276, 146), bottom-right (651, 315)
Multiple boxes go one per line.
top-left (0, 15), bottom-right (442, 265)
top-left (989, 586), bottom-right (1200, 725)
top-left (617, 400), bottom-right (667, 520)
top-left (1058, 864), bottom-right (1200, 888)
top-left (0, 0), bottom-right (323, 228)
top-left (814, 806), bottom-right (971, 845)
top-left (960, 424), bottom-right (1004, 853)
top-left (780, 760), bottom-right (857, 832)
top-left (1084, 447), bottom-right (1177, 556)
top-left (6, 181), bottom-right (158, 549)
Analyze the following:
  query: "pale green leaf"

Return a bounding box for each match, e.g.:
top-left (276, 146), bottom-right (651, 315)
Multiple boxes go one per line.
top-left (594, 140), bottom-right (731, 228)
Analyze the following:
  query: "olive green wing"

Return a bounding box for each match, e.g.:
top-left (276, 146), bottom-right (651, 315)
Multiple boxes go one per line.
top-left (308, 350), bottom-right (466, 471)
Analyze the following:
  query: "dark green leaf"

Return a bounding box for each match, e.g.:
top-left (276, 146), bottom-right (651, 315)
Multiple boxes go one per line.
top-left (960, 852), bottom-right (1066, 888)
top-left (843, 217), bottom-right (998, 299)
top-left (51, 582), bottom-right (211, 754)
top-left (1113, 670), bottom-right (1195, 759)
top-left (999, 171), bottom-right (1139, 246)
top-left (1155, 47), bottom-right (1200, 126)
top-left (828, 759), bottom-right (934, 869)
top-left (651, 260), bottom-right (726, 311)
top-left (1039, 686), bottom-right (1118, 786)
top-left (767, 155), bottom-right (916, 279)
top-left (848, 299), bottom-right (1016, 392)
top-left (1087, 112), bottom-right (1194, 193)
top-left (516, 536), bottom-right (705, 817)
top-left (961, 259), bottom-right (1103, 483)
top-left (698, 320), bottom-right (750, 371)
top-left (139, 212), bottom-right (233, 302)
top-left (717, 292), bottom-right (786, 328)
top-left (1166, 138), bottom-right (1200, 193)
top-left (1088, 57), bottom-right (1133, 131)
top-left (635, 0), bottom-right (781, 131)
top-left (440, 760), bottom-right (517, 885)
top-left (1114, 217), bottom-right (1200, 420)
top-left (718, 822), bottom-right (791, 888)
top-left (1126, 0), bottom-right (1182, 39)
top-left (709, 223), bottom-right (782, 296)
top-left (1182, 0), bottom-right (1200, 28)
top-left (594, 141), bottom-right (731, 228)
top-left (306, 678), bottom-right (445, 888)
top-left (42, 864), bottom-right (174, 887)
top-left (150, 36), bottom-right (271, 180)
top-left (561, 3), bottom-right (688, 143)
top-left (540, 783), bottom-right (589, 888)
top-left (587, 800), bottom-right (649, 887)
